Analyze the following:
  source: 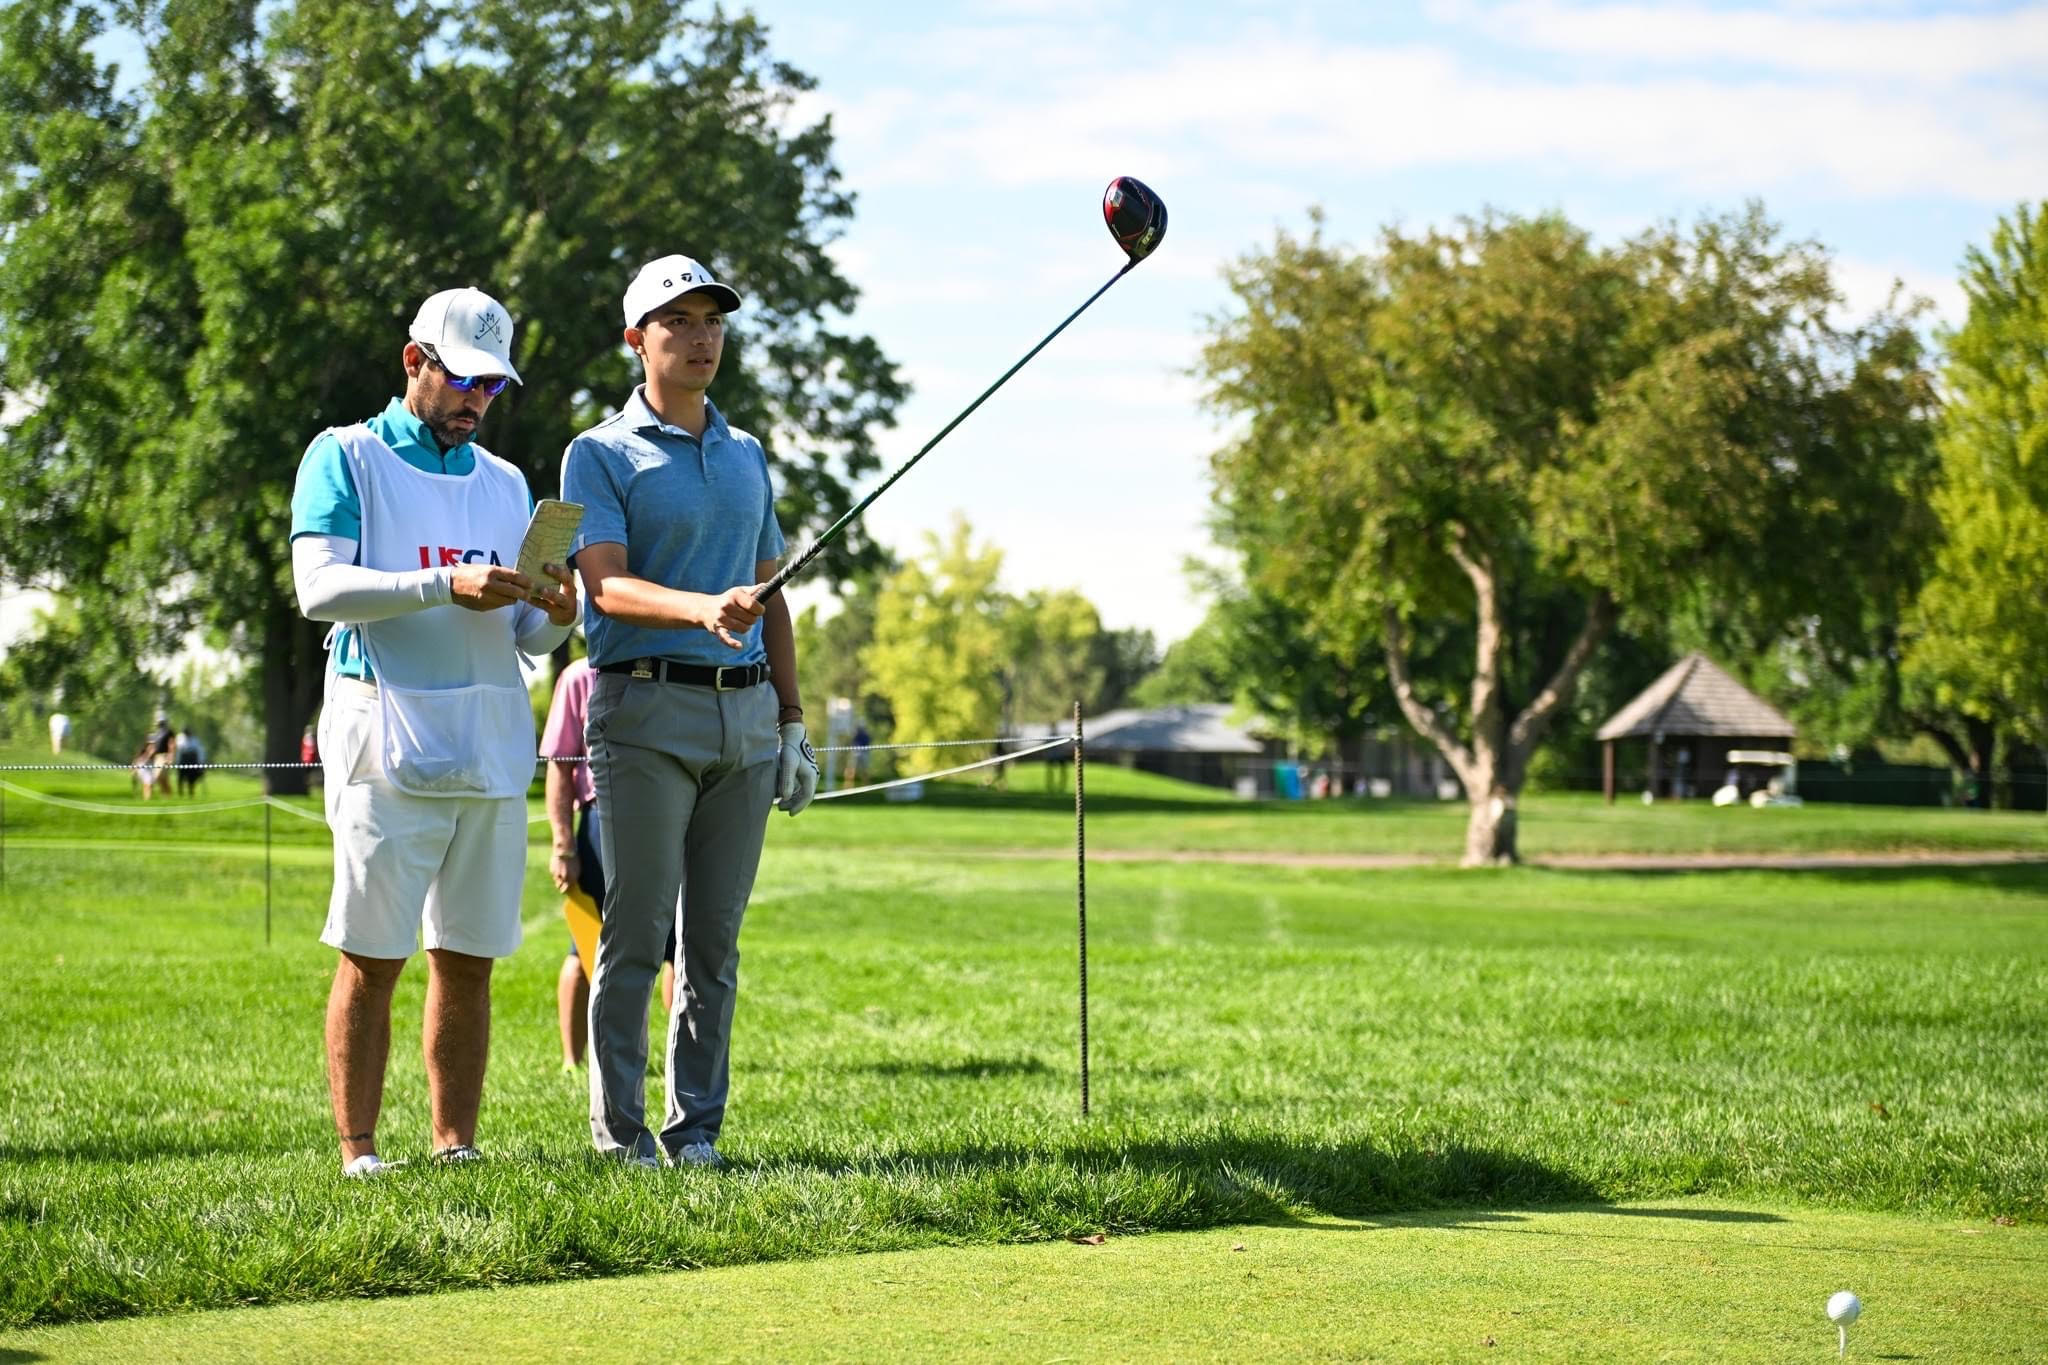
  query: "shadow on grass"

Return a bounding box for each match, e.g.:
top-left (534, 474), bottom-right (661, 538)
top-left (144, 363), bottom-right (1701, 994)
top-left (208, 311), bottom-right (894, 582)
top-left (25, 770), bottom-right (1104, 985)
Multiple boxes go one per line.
top-left (0, 1350), bottom-right (50, 1363)
top-left (1586, 1205), bottom-right (1786, 1223)
top-left (0, 1133), bottom-right (271, 1163)
top-left (852, 1056), bottom-right (1055, 1079)
top-left (768, 1130), bottom-right (1602, 1224)
top-left (1531, 863), bottom-right (2048, 892)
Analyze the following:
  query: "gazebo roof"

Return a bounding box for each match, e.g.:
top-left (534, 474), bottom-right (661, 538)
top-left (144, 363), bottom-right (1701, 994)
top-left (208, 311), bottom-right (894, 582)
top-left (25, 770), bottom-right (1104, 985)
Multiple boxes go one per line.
top-left (1595, 652), bottom-right (1796, 742)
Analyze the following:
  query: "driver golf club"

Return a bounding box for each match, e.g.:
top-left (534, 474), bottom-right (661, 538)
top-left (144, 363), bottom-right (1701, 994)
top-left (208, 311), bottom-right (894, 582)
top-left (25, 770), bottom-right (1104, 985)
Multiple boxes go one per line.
top-left (757, 175), bottom-right (1167, 601)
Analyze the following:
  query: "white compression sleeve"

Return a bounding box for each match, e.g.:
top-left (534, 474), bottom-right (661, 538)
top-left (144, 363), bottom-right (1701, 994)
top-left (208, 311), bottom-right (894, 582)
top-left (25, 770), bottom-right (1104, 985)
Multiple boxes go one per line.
top-left (292, 534), bottom-right (452, 622)
top-left (513, 599), bottom-right (573, 655)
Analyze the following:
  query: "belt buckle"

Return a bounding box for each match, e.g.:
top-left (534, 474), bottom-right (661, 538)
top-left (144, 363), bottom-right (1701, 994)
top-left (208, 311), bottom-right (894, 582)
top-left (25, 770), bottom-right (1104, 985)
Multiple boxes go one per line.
top-left (715, 665), bottom-right (737, 690)
top-left (630, 657), bottom-right (655, 680)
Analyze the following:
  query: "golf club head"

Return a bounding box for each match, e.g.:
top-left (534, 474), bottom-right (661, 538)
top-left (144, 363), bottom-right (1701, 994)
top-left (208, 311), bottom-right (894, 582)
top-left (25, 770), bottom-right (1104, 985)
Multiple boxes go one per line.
top-left (1103, 176), bottom-right (1167, 263)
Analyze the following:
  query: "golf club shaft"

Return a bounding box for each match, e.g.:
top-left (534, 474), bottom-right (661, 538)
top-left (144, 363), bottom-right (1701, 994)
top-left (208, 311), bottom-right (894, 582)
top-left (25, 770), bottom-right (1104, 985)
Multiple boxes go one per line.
top-left (757, 260), bottom-right (1136, 602)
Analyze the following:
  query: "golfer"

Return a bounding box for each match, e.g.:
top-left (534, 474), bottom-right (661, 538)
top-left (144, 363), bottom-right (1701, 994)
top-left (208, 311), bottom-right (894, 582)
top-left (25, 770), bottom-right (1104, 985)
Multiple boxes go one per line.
top-left (562, 254), bottom-right (818, 1169)
top-left (291, 286), bottom-right (578, 1177)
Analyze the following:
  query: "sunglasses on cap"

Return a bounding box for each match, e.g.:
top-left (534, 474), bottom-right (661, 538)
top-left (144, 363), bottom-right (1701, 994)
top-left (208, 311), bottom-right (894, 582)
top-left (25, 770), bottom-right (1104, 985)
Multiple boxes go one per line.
top-left (417, 343), bottom-right (511, 397)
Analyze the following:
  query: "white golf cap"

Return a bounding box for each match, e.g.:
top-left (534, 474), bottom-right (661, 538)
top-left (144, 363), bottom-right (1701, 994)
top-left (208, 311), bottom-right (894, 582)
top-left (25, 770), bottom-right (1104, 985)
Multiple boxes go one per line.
top-left (623, 255), bottom-right (743, 327)
top-left (408, 287), bottom-right (522, 384)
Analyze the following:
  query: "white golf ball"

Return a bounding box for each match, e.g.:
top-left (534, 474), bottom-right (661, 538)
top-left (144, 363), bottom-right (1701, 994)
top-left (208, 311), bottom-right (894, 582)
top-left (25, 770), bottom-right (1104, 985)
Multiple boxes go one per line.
top-left (1827, 1291), bottom-right (1862, 1325)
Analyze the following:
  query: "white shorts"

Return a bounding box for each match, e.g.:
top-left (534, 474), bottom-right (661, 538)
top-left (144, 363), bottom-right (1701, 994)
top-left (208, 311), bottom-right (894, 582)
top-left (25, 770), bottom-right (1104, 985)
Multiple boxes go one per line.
top-left (319, 683), bottom-right (528, 960)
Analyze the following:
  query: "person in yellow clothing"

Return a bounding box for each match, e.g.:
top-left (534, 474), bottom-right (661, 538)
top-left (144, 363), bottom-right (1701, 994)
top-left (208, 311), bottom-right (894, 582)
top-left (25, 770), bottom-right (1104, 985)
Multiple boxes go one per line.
top-left (541, 655), bottom-right (672, 1069)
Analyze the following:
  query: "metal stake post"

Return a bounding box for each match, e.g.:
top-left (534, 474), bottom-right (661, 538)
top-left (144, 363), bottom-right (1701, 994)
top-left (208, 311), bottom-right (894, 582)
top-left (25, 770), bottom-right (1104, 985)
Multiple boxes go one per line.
top-left (264, 800), bottom-right (273, 946)
top-left (1075, 700), bottom-right (1089, 1118)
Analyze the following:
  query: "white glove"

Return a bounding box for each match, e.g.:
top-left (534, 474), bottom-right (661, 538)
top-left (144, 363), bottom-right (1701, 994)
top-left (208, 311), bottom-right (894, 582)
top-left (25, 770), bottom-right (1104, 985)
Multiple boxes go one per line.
top-left (776, 721), bottom-right (819, 816)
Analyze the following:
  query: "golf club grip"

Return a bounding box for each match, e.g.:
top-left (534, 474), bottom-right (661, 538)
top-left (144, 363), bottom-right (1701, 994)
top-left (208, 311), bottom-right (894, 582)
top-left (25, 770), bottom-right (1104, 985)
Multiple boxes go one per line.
top-left (756, 545), bottom-right (820, 603)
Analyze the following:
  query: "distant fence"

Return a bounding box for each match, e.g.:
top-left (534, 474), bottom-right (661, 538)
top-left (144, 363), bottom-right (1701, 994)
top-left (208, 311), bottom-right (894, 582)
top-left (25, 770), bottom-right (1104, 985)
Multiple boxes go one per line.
top-left (1070, 749), bottom-right (2048, 810)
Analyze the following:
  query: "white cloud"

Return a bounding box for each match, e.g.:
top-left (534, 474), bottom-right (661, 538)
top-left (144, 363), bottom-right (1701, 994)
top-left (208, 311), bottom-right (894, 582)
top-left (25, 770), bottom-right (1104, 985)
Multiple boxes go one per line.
top-left (817, 34), bottom-right (2047, 205)
top-left (1438, 1), bottom-right (2048, 83)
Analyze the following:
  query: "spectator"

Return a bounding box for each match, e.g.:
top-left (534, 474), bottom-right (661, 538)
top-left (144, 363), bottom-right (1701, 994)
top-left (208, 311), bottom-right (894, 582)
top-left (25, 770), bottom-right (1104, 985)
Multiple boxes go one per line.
top-left (136, 713), bottom-right (174, 801)
top-left (173, 728), bottom-right (206, 796)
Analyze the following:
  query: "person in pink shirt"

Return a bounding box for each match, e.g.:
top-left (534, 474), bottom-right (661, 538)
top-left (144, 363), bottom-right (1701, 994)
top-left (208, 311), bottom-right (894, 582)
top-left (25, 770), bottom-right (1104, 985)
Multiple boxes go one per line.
top-left (541, 657), bottom-right (672, 1068)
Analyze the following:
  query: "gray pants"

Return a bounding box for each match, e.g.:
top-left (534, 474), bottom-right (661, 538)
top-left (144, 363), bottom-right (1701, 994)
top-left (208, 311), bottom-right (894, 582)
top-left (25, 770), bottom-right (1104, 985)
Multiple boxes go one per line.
top-left (585, 672), bottom-right (777, 1161)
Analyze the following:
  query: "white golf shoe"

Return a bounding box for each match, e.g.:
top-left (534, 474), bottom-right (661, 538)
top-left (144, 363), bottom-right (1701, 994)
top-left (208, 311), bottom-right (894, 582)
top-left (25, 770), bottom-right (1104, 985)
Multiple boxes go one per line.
top-left (667, 1141), bottom-right (726, 1170)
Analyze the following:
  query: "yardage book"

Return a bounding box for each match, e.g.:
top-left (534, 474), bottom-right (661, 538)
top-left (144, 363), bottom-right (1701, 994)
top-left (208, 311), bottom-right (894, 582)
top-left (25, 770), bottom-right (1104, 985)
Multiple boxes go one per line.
top-left (515, 498), bottom-right (584, 597)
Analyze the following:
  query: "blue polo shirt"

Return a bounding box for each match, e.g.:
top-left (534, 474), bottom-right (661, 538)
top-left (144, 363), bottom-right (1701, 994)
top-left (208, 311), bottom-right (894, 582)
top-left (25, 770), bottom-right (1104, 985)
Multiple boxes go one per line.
top-left (290, 399), bottom-right (529, 678)
top-left (562, 388), bottom-right (785, 668)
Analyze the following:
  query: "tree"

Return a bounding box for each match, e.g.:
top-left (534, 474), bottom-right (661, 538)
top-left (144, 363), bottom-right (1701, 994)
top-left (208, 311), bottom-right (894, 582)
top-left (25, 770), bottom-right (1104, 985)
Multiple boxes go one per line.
top-left (1906, 202), bottom-right (2048, 781)
top-left (0, 0), bottom-right (903, 792)
top-left (1001, 589), bottom-right (1104, 734)
top-left (0, 596), bottom-right (164, 760)
top-left (1132, 572), bottom-right (1384, 760)
top-left (1201, 206), bottom-right (1935, 863)
top-left (793, 558), bottom-right (896, 739)
top-left (1089, 625), bottom-right (1159, 714)
top-left (861, 517), bottom-right (1006, 776)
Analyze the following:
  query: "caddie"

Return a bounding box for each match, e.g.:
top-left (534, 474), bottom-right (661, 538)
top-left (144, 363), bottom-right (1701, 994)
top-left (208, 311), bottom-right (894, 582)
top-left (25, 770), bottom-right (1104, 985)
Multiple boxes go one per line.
top-left (291, 286), bottom-right (579, 1177)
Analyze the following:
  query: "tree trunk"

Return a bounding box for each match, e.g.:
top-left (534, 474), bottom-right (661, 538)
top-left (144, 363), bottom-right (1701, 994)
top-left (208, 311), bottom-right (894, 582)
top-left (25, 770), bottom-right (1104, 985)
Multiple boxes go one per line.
top-left (1464, 781), bottom-right (1518, 866)
top-left (1914, 714), bottom-right (1999, 808)
top-left (261, 602), bottom-right (323, 796)
top-left (1383, 559), bottom-right (1613, 869)
top-left (1969, 717), bottom-right (1997, 809)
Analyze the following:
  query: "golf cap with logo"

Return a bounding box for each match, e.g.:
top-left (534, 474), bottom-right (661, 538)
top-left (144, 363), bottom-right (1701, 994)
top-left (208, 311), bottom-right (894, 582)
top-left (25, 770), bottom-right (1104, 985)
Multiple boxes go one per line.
top-left (408, 287), bottom-right (522, 384)
top-left (623, 255), bottom-right (743, 328)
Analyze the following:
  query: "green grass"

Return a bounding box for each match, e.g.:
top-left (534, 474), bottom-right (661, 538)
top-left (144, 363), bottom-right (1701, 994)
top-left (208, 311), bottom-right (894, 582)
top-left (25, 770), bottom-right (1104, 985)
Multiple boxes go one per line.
top-left (9, 1203), bottom-right (2045, 1362)
top-left (0, 747), bottom-right (2045, 1335)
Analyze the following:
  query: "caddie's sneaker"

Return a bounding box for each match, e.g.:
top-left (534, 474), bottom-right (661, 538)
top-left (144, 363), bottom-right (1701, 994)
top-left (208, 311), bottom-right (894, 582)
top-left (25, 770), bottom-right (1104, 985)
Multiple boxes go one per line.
top-left (667, 1141), bottom-right (726, 1170)
top-left (430, 1144), bottom-right (484, 1166)
top-left (624, 1152), bottom-right (661, 1170)
top-left (342, 1152), bottom-right (404, 1178)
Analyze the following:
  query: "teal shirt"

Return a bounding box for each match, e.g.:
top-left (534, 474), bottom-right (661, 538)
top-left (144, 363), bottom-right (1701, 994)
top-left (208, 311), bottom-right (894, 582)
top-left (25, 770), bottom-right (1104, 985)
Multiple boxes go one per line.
top-left (290, 399), bottom-right (530, 677)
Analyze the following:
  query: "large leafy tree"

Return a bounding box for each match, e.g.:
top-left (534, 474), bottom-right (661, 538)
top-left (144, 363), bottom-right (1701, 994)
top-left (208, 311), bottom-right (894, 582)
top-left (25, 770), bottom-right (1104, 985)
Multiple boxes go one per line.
top-left (0, 0), bottom-right (902, 792)
top-left (861, 517), bottom-right (1006, 776)
top-left (1906, 203), bottom-right (2048, 772)
top-left (1202, 207), bottom-right (1935, 863)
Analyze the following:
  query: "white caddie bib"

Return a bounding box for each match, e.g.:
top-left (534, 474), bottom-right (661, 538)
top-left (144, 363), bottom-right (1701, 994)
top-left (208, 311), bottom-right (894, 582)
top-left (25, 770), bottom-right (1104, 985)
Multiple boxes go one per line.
top-left (326, 424), bottom-right (537, 798)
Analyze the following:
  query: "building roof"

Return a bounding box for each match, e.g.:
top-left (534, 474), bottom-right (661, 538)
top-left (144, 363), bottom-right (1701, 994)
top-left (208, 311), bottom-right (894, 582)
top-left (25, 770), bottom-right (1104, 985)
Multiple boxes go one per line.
top-left (1595, 652), bottom-right (1796, 742)
top-left (1014, 703), bottom-right (1266, 754)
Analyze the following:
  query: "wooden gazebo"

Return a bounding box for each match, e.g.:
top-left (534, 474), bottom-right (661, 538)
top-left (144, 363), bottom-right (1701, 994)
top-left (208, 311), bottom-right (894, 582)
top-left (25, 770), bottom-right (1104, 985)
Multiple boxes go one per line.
top-left (1595, 653), bottom-right (1796, 803)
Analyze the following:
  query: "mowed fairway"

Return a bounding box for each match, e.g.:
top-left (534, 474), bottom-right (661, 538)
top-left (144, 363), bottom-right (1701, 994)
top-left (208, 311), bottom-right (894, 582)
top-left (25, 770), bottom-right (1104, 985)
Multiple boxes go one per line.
top-left (1, 753), bottom-right (2045, 1357)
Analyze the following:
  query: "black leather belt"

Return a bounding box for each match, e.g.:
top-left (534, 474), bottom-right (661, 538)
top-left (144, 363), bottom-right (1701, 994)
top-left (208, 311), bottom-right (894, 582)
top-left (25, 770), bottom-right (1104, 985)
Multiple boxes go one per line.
top-left (597, 658), bottom-right (770, 690)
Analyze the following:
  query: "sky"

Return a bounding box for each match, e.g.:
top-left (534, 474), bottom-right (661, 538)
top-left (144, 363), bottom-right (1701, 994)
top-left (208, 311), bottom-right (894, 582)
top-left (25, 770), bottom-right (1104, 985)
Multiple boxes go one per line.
top-left (755, 0), bottom-right (2048, 645)
top-left (3, 0), bottom-right (2045, 658)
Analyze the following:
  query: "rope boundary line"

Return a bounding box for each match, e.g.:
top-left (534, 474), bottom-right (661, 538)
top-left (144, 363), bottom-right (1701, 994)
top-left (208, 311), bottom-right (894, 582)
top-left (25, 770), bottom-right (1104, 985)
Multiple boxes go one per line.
top-left (0, 737), bottom-right (1080, 826)
top-left (0, 733), bottom-right (1054, 775)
